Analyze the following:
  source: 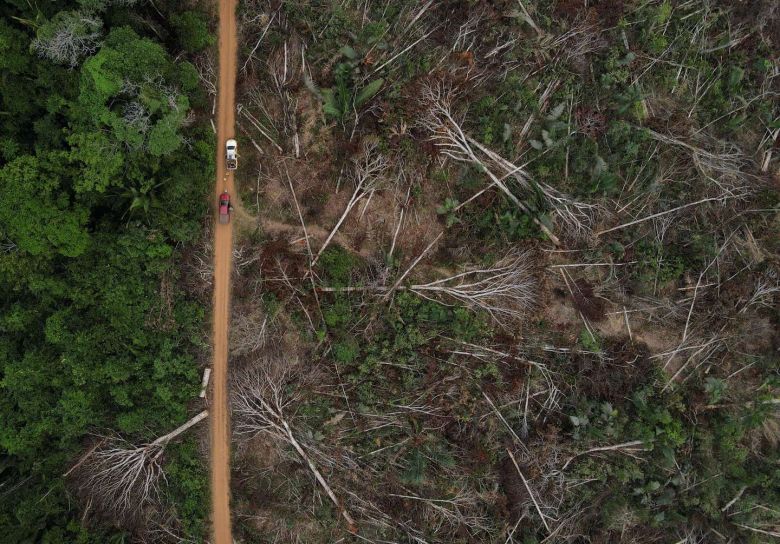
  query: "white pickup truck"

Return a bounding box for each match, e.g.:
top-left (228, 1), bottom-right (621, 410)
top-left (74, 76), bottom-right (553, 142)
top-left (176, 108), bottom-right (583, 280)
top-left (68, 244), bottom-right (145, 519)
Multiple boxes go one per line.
top-left (226, 139), bottom-right (237, 170)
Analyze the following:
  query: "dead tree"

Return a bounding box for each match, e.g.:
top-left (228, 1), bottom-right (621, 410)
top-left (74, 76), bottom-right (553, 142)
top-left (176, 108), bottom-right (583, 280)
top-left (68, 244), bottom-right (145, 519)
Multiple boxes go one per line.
top-left (447, 339), bottom-right (561, 430)
top-left (240, 1), bottom-right (280, 75)
top-left (237, 38), bottom-right (305, 156)
top-left (69, 410), bottom-right (208, 525)
top-left (541, 18), bottom-right (606, 70)
top-left (647, 129), bottom-right (754, 196)
top-left (121, 101), bottom-right (151, 148)
top-left (596, 129), bottom-right (755, 238)
top-left (312, 141), bottom-right (388, 267)
top-left (32, 11), bottom-right (102, 67)
top-left (388, 486), bottom-right (494, 535)
top-left (122, 101), bottom-right (150, 131)
top-left (360, 0), bottom-right (436, 80)
top-left (408, 250), bottom-right (537, 328)
top-left (179, 222), bottom-right (214, 301)
top-left (420, 82), bottom-right (595, 243)
top-left (321, 249), bottom-right (538, 329)
top-left (741, 269), bottom-right (780, 313)
top-left (267, 39), bottom-right (302, 118)
top-left (231, 363), bottom-right (358, 532)
top-left (193, 50), bottom-right (218, 97)
top-left (230, 307), bottom-right (271, 356)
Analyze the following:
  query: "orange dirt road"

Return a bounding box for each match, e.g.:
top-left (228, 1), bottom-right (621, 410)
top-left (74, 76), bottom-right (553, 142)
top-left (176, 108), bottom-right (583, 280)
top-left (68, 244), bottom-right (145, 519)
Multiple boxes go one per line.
top-left (210, 0), bottom-right (237, 542)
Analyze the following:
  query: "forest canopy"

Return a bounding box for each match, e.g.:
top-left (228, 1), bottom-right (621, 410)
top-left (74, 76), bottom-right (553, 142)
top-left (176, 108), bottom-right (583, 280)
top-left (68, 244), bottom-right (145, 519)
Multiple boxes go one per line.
top-left (0, 0), bottom-right (214, 541)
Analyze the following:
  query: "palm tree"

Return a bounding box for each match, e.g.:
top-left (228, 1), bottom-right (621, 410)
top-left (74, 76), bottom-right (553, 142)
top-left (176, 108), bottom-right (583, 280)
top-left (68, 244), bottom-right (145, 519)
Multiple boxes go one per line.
top-left (120, 184), bottom-right (160, 220)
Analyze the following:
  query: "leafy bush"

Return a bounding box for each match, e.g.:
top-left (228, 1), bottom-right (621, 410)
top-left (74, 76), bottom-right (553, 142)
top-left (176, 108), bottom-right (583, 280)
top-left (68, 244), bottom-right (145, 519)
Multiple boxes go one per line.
top-left (318, 245), bottom-right (362, 286)
top-left (319, 47), bottom-right (384, 122)
top-left (171, 11), bottom-right (215, 53)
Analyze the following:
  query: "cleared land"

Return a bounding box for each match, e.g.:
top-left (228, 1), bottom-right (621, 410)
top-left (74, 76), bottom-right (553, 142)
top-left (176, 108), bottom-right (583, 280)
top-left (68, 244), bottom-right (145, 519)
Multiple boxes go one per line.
top-left (225, 1), bottom-right (779, 542)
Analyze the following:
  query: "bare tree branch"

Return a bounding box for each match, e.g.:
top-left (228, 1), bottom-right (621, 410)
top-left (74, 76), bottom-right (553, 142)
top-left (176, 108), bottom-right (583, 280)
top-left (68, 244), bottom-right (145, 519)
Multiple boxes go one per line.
top-left (312, 141), bottom-right (387, 267)
top-left (70, 411), bottom-right (208, 526)
top-left (232, 363), bottom-right (358, 533)
top-left (32, 11), bottom-right (102, 67)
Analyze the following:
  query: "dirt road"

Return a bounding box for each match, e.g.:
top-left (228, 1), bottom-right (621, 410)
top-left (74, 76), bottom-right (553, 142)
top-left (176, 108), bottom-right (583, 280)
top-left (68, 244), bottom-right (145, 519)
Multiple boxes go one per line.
top-left (210, 0), bottom-right (237, 542)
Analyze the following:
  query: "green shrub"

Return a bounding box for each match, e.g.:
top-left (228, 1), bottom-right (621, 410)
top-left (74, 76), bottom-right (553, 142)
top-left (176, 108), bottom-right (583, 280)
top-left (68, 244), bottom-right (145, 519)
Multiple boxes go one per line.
top-left (318, 48), bottom-right (384, 122)
top-left (171, 11), bottom-right (214, 53)
top-left (332, 335), bottom-right (359, 364)
top-left (318, 245), bottom-right (361, 286)
top-left (578, 329), bottom-right (601, 352)
top-left (323, 296), bottom-right (353, 329)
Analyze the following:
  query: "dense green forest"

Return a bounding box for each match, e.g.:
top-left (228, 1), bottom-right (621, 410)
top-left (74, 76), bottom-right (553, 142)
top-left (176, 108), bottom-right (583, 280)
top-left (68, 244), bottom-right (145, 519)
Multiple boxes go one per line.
top-left (0, 0), bottom-right (214, 540)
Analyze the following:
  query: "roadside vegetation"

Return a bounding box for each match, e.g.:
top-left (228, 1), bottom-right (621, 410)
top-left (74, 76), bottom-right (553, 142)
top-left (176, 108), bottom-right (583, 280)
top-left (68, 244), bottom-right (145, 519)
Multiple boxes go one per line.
top-left (229, 0), bottom-right (778, 543)
top-left (0, 0), bottom-right (215, 541)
